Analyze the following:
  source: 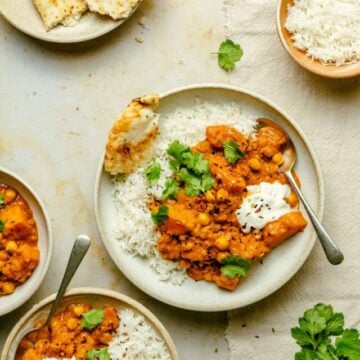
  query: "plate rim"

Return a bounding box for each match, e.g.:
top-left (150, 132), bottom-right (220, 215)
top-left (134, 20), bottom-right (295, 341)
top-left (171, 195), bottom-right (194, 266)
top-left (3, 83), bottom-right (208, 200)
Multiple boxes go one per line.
top-left (94, 83), bottom-right (325, 311)
top-left (0, 0), bottom-right (143, 44)
top-left (1, 287), bottom-right (179, 360)
top-left (0, 166), bottom-right (53, 316)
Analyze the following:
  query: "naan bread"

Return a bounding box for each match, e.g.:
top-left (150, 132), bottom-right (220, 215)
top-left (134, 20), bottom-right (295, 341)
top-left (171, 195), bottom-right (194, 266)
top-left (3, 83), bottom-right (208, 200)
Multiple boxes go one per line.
top-left (86, 0), bottom-right (139, 20)
top-left (33, 0), bottom-right (88, 30)
top-left (105, 94), bottom-right (160, 175)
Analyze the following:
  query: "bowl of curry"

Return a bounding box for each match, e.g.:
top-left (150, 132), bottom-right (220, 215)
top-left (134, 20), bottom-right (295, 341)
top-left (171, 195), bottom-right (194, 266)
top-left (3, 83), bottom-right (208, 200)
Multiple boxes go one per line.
top-left (95, 84), bottom-right (324, 311)
top-left (0, 167), bottom-right (52, 316)
top-left (2, 287), bottom-right (178, 360)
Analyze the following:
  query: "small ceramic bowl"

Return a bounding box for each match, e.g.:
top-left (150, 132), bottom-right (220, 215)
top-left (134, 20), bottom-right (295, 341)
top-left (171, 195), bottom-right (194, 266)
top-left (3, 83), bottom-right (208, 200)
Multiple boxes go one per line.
top-left (1, 287), bottom-right (179, 360)
top-left (0, 167), bottom-right (53, 316)
top-left (277, 0), bottom-right (360, 79)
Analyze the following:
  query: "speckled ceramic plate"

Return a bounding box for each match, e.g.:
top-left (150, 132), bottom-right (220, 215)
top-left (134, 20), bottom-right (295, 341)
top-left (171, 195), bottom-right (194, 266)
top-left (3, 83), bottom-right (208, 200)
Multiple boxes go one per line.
top-left (1, 287), bottom-right (178, 360)
top-left (0, 0), bottom-right (142, 43)
top-left (0, 167), bottom-right (53, 316)
top-left (94, 84), bottom-right (324, 312)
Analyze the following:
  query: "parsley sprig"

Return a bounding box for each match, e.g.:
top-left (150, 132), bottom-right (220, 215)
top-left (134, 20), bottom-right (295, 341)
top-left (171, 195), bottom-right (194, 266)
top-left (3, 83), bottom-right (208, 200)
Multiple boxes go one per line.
top-left (151, 205), bottom-right (169, 225)
top-left (292, 304), bottom-right (360, 359)
top-left (144, 161), bottom-right (161, 186)
top-left (81, 309), bottom-right (104, 330)
top-left (216, 39), bottom-right (243, 71)
top-left (220, 255), bottom-right (252, 279)
top-left (166, 140), bottom-right (214, 197)
top-left (222, 141), bottom-right (244, 164)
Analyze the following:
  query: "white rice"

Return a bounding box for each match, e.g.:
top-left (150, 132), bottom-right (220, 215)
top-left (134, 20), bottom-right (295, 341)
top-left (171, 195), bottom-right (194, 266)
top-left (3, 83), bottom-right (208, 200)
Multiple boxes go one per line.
top-left (113, 98), bottom-right (257, 284)
top-left (43, 309), bottom-right (170, 360)
top-left (108, 309), bottom-right (171, 360)
top-left (285, 0), bottom-right (360, 66)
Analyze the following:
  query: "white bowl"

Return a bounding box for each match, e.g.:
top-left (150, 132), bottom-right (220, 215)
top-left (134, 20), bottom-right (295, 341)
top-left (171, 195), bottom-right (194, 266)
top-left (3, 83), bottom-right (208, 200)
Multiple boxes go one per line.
top-left (1, 287), bottom-right (179, 360)
top-left (94, 84), bottom-right (324, 311)
top-left (0, 167), bottom-right (53, 316)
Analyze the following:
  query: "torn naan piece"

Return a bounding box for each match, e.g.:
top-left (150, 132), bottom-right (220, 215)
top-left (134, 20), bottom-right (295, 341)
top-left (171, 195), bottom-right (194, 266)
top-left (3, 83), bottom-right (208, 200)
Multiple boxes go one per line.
top-left (86, 0), bottom-right (139, 20)
top-left (105, 94), bottom-right (160, 175)
top-left (33, 0), bottom-right (88, 30)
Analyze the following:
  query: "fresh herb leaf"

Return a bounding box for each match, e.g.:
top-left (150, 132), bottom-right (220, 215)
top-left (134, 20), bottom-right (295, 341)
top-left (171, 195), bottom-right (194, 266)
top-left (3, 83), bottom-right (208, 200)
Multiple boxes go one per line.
top-left (220, 255), bottom-right (252, 279)
top-left (86, 347), bottom-right (110, 360)
top-left (182, 152), bottom-right (209, 176)
top-left (217, 39), bottom-right (243, 71)
top-left (167, 140), bottom-right (190, 163)
top-left (0, 220), bottom-right (5, 232)
top-left (222, 141), bottom-right (244, 164)
top-left (151, 205), bottom-right (169, 225)
top-left (201, 172), bottom-right (215, 192)
top-left (144, 162), bottom-right (161, 186)
top-left (169, 158), bottom-right (181, 172)
top-left (81, 309), bottom-right (104, 330)
top-left (178, 168), bottom-right (203, 196)
top-left (162, 179), bottom-right (179, 199)
top-left (336, 329), bottom-right (360, 359)
top-left (0, 195), bottom-right (4, 208)
top-left (292, 304), bottom-right (359, 359)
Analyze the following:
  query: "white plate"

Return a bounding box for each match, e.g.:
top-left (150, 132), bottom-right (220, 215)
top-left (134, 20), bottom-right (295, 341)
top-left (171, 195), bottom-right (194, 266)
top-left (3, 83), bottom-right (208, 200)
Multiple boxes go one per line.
top-left (94, 84), bottom-right (324, 312)
top-left (0, 167), bottom-right (53, 316)
top-left (1, 287), bottom-right (178, 360)
top-left (0, 0), bottom-right (142, 43)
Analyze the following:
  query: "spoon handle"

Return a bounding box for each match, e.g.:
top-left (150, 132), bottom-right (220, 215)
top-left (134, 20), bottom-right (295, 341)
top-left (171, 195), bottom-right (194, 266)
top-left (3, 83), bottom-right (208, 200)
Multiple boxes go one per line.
top-left (285, 171), bottom-right (344, 265)
top-left (45, 235), bottom-right (91, 325)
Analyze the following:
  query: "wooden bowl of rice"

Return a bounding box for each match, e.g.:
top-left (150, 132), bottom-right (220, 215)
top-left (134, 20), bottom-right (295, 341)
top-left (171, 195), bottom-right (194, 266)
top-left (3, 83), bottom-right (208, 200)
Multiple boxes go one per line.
top-left (277, 0), bottom-right (360, 79)
top-left (1, 287), bottom-right (178, 360)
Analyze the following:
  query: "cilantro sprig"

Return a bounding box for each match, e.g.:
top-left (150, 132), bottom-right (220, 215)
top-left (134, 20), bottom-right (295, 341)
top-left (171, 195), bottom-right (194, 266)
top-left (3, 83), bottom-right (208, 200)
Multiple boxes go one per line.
top-left (0, 195), bottom-right (4, 208)
top-left (216, 39), bottom-right (243, 71)
top-left (222, 141), bottom-right (244, 164)
top-left (151, 205), bottom-right (169, 225)
top-left (166, 140), bottom-right (214, 197)
top-left (81, 309), bottom-right (104, 330)
top-left (144, 161), bottom-right (161, 186)
top-left (292, 304), bottom-right (360, 359)
top-left (86, 347), bottom-right (110, 360)
top-left (162, 179), bottom-right (179, 200)
top-left (220, 255), bottom-right (252, 279)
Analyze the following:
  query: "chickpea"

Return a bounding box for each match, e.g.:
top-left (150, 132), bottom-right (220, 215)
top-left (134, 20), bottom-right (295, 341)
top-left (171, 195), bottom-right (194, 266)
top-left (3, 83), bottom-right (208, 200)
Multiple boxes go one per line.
top-left (6, 241), bottom-right (17, 252)
top-left (73, 305), bottom-right (85, 317)
top-left (2, 282), bottom-right (15, 295)
top-left (205, 190), bottom-right (216, 202)
top-left (272, 152), bottom-right (283, 165)
top-left (198, 213), bottom-right (210, 226)
top-left (183, 241), bottom-right (194, 251)
top-left (217, 252), bottom-right (229, 262)
top-left (4, 188), bottom-right (16, 203)
top-left (66, 317), bottom-right (78, 330)
top-left (216, 189), bottom-right (229, 201)
top-left (215, 234), bottom-right (230, 250)
top-left (286, 192), bottom-right (299, 207)
top-left (204, 272), bottom-right (213, 282)
top-left (248, 158), bottom-right (261, 171)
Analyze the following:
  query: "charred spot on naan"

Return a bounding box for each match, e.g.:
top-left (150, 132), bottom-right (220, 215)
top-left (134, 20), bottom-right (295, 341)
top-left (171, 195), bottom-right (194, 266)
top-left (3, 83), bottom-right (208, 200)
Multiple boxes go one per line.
top-left (104, 94), bottom-right (160, 175)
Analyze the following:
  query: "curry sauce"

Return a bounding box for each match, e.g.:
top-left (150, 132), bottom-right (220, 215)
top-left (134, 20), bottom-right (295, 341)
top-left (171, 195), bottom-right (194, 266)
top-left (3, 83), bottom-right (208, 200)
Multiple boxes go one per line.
top-left (0, 183), bottom-right (39, 296)
top-left (151, 125), bottom-right (307, 291)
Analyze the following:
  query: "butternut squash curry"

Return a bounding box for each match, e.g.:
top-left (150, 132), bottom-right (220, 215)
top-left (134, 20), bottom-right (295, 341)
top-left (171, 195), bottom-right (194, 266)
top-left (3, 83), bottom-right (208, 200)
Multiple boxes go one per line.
top-left (148, 124), bottom-right (307, 291)
top-left (18, 304), bottom-right (119, 360)
top-left (0, 183), bottom-right (39, 296)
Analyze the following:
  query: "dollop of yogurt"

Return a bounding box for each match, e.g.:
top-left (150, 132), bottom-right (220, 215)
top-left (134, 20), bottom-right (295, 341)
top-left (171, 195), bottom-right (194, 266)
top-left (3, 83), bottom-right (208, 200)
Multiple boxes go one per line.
top-left (236, 182), bottom-right (293, 233)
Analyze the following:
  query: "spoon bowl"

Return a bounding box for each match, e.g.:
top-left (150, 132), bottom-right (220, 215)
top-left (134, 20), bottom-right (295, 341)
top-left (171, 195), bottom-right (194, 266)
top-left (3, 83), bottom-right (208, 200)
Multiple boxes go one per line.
top-left (258, 118), bottom-right (344, 265)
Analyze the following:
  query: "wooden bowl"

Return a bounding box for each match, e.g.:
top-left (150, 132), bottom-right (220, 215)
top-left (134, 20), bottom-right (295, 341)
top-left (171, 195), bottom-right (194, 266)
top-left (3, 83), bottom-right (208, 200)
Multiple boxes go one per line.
top-left (1, 287), bottom-right (179, 360)
top-left (277, 0), bottom-right (360, 79)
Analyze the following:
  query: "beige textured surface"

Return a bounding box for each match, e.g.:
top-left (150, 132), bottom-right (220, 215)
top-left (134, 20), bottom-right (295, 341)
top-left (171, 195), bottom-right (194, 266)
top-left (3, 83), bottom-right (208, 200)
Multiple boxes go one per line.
top-left (224, 0), bottom-right (360, 359)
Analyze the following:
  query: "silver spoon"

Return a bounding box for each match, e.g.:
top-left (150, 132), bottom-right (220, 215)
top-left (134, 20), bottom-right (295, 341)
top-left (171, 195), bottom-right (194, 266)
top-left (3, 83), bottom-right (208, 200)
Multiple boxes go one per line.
top-left (257, 118), bottom-right (344, 265)
top-left (14, 234), bottom-right (91, 359)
